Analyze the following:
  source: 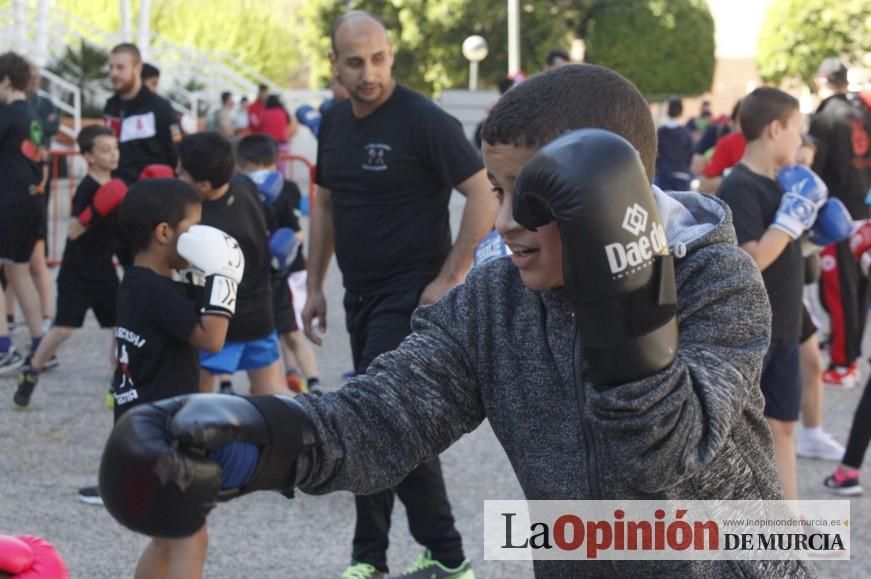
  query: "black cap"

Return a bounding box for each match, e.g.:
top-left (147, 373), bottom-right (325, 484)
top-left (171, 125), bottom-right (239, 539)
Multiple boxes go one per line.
top-left (817, 57), bottom-right (848, 86)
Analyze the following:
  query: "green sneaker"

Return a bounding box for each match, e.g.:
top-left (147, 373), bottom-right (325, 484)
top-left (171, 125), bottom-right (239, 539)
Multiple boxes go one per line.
top-left (388, 551), bottom-right (474, 579)
top-left (342, 562), bottom-right (386, 579)
top-left (13, 367), bottom-right (38, 409)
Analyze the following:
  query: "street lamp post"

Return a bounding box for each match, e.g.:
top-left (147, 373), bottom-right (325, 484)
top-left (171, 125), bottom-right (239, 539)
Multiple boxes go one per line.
top-left (462, 35), bottom-right (488, 91)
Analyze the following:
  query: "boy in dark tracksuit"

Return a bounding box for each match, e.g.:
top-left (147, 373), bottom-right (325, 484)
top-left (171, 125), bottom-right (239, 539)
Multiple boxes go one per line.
top-left (101, 65), bottom-right (816, 578)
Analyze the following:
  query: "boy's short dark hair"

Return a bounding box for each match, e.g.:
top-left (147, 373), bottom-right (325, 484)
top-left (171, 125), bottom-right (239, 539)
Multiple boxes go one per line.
top-left (0, 51), bottom-right (32, 92)
top-left (667, 98), bottom-right (683, 119)
top-left (179, 132), bottom-right (235, 189)
top-left (482, 64), bottom-right (658, 181)
top-left (141, 62), bottom-right (160, 81)
top-left (545, 49), bottom-right (570, 67)
top-left (236, 134), bottom-right (277, 167)
top-left (76, 125), bottom-right (115, 154)
top-left (738, 87), bottom-right (800, 142)
top-left (119, 179), bottom-right (200, 254)
top-left (221, 91), bottom-right (232, 105)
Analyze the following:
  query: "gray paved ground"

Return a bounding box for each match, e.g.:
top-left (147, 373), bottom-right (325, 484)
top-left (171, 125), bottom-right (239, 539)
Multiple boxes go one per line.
top-left (0, 194), bottom-right (868, 578)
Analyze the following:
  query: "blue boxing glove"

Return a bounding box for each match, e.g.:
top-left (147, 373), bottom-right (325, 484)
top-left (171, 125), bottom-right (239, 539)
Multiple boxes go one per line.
top-left (295, 105), bottom-right (321, 137)
top-left (247, 169), bottom-right (283, 205)
top-left (810, 198), bottom-right (854, 247)
top-left (773, 165), bottom-right (829, 239)
top-left (269, 227), bottom-right (300, 271)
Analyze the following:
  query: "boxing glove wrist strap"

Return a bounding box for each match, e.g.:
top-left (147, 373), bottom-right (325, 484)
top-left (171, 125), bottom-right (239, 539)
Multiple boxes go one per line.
top-left (583, 318), bottom-right (679, 387)
top-left (221, 395), bottom-right (316, 500)
top-left (571, 255), bottom-right (677, 347)
top-left (201, 275), bottom-right (238, 318)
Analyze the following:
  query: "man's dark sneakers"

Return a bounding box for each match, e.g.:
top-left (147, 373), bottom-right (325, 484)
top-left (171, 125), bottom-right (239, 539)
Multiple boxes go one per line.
top-left (13, 367), bottom-right (38, 409)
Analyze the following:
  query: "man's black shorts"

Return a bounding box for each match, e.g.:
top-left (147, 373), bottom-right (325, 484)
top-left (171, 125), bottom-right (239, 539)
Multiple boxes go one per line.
top-left (0, 196), bottom-right (43, 263)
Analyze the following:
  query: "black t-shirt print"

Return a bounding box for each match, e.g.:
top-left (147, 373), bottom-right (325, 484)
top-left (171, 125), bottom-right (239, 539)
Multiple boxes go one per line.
top-left (718, 163), bottom-right (804, 339)
top-left (57, 175), bottom-right (120, 290)
top-left (0, 100), bottom-right (43, 207)
top-left (316, 84), bottom-right (484, 295)
top-left (112, 266), bottom-right (200, 420)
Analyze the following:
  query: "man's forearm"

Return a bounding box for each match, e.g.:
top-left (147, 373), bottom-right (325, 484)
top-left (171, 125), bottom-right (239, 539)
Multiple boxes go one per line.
top-left (306, 188), bottom-right (335, 291)
top-left (438, 172), bottom-right (497, 281)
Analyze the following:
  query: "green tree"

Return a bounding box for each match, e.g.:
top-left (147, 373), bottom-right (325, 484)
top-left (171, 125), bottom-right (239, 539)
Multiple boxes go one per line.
top-left (47, 41), bottom-right (110, 117)
top-left (583, 0), bottom-right (715, 100)
top-left (56, 0), bottom-right (303, 84)
top-left (301, 0), bottom-right (594, 95)
top-left (757, 0), bottom-right (871, 91)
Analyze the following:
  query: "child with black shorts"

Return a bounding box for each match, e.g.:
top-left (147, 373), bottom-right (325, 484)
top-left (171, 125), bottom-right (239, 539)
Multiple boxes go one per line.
top-left (112, 178), bottom-right (241, 578)
top-left (717, 87), bottom-right (815, 500)
top-left (176, 132), bottom-right (285, 394)
top-left (236, 134), bottom-right (320, 392)
top-left (13, 125), bottom-right (124, 408)
top-left (0, 51), bottom-right (44, 374)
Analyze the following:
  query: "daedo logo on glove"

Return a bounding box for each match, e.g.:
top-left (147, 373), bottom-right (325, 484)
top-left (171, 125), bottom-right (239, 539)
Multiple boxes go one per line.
top-left (605, 204), bottom-right (668, 276)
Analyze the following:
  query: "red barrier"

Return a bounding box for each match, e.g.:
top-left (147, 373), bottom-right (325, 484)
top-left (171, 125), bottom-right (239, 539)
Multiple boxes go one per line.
top-left (279, 154), bottom-right (316, 206)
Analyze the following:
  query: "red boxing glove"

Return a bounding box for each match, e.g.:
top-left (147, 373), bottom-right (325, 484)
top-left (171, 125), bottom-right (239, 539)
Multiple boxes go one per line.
top-left (139, 164), bottom-right (175, 180)
top-left (79, 178), bottom-right (128, 228)
top-left (0, 535), bottom-right (69, 579)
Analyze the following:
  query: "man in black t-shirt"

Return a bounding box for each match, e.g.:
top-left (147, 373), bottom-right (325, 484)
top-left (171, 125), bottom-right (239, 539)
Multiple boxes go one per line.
top-left (177, 132), bottom-right (285, 395)
top-left (104, 43), bottom-right (180, 185)
top-left (0, 51), bottom-right (45, 375)
top-left (810, 58), bottom-right (871, 387)
top-left (717, 88), bottom-right (809, 502)
top-left (302, 11), bottom-right (496, 579)
top-left (14, 126), bottom-right (122, 409)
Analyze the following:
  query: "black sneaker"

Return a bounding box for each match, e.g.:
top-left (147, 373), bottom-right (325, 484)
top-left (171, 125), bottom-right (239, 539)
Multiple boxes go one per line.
top-left (219, 380), bottom-right (235, 395)
top-left (0, 347), bottom-right (24, 376)
top-left (78, 485), bottom-right (104, 506)
top-left (13, 368), bottom-right (38, 409)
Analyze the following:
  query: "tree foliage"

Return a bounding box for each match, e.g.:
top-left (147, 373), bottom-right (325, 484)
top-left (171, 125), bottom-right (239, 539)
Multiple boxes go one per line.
top-left (47, 41), bottom-right (111, 117)
top-left (301, 0), bottom-right (594, 95)
top-left (56, 0), bottom-right (302, 84)
top-left (584, 0), bottom-right (715, 99)
top-left (757, 0), bottom-right (871, 91)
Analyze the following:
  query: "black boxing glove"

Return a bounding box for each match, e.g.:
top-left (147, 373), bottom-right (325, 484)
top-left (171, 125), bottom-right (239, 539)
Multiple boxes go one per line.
top-left (514, 128), bottom-right (678, 386)
top-left (99, 394), bottom-right (315, 538)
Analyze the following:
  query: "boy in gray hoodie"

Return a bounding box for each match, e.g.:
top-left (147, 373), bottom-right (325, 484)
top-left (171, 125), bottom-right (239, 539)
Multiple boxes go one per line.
top-left (99, 65), bottom-right (815, 578)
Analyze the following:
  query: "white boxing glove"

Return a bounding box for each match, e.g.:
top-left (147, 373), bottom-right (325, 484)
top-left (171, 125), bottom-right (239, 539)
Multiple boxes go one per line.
top-left (177, 225), bottom-right (245, 317)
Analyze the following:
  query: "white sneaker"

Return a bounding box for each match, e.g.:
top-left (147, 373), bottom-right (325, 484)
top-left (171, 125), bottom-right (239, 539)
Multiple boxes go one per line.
top-left (797, 429), bottom-right (845, 461)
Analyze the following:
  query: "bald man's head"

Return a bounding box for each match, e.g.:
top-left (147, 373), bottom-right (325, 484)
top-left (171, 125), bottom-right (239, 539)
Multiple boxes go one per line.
top-left (329, 10), bottom-right (395, 113)
top-left (331, 10), bottom-right (388, 55)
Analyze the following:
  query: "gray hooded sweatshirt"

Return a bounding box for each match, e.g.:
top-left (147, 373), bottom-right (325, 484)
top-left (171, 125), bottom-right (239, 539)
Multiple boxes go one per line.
top-left (295, 189), bottom-right (817, 578)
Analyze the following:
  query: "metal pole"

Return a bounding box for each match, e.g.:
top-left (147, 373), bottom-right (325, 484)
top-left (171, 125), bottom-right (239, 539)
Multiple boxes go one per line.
top-left (35, 0), bottom-right (51, 66)
top-left (507, 0), bottom-right (520, 75)
top-left (469, 61), bottom-right (479, 91)
top-left (12, 0), bottom-right (28, 56)
top-left (120, 0), bottom-right (131, 42)
top-left (137, 0), bottom-right (152, 60)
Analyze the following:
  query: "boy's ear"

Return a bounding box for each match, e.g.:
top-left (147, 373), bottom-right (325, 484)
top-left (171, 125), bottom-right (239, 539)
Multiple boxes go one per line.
top-left (153, 222), bottom-right (173, 245)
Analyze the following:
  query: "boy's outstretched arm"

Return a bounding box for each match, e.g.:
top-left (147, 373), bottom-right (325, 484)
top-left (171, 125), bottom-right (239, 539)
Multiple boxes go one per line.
top-left (294, 287), bottom-right (487, 494)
